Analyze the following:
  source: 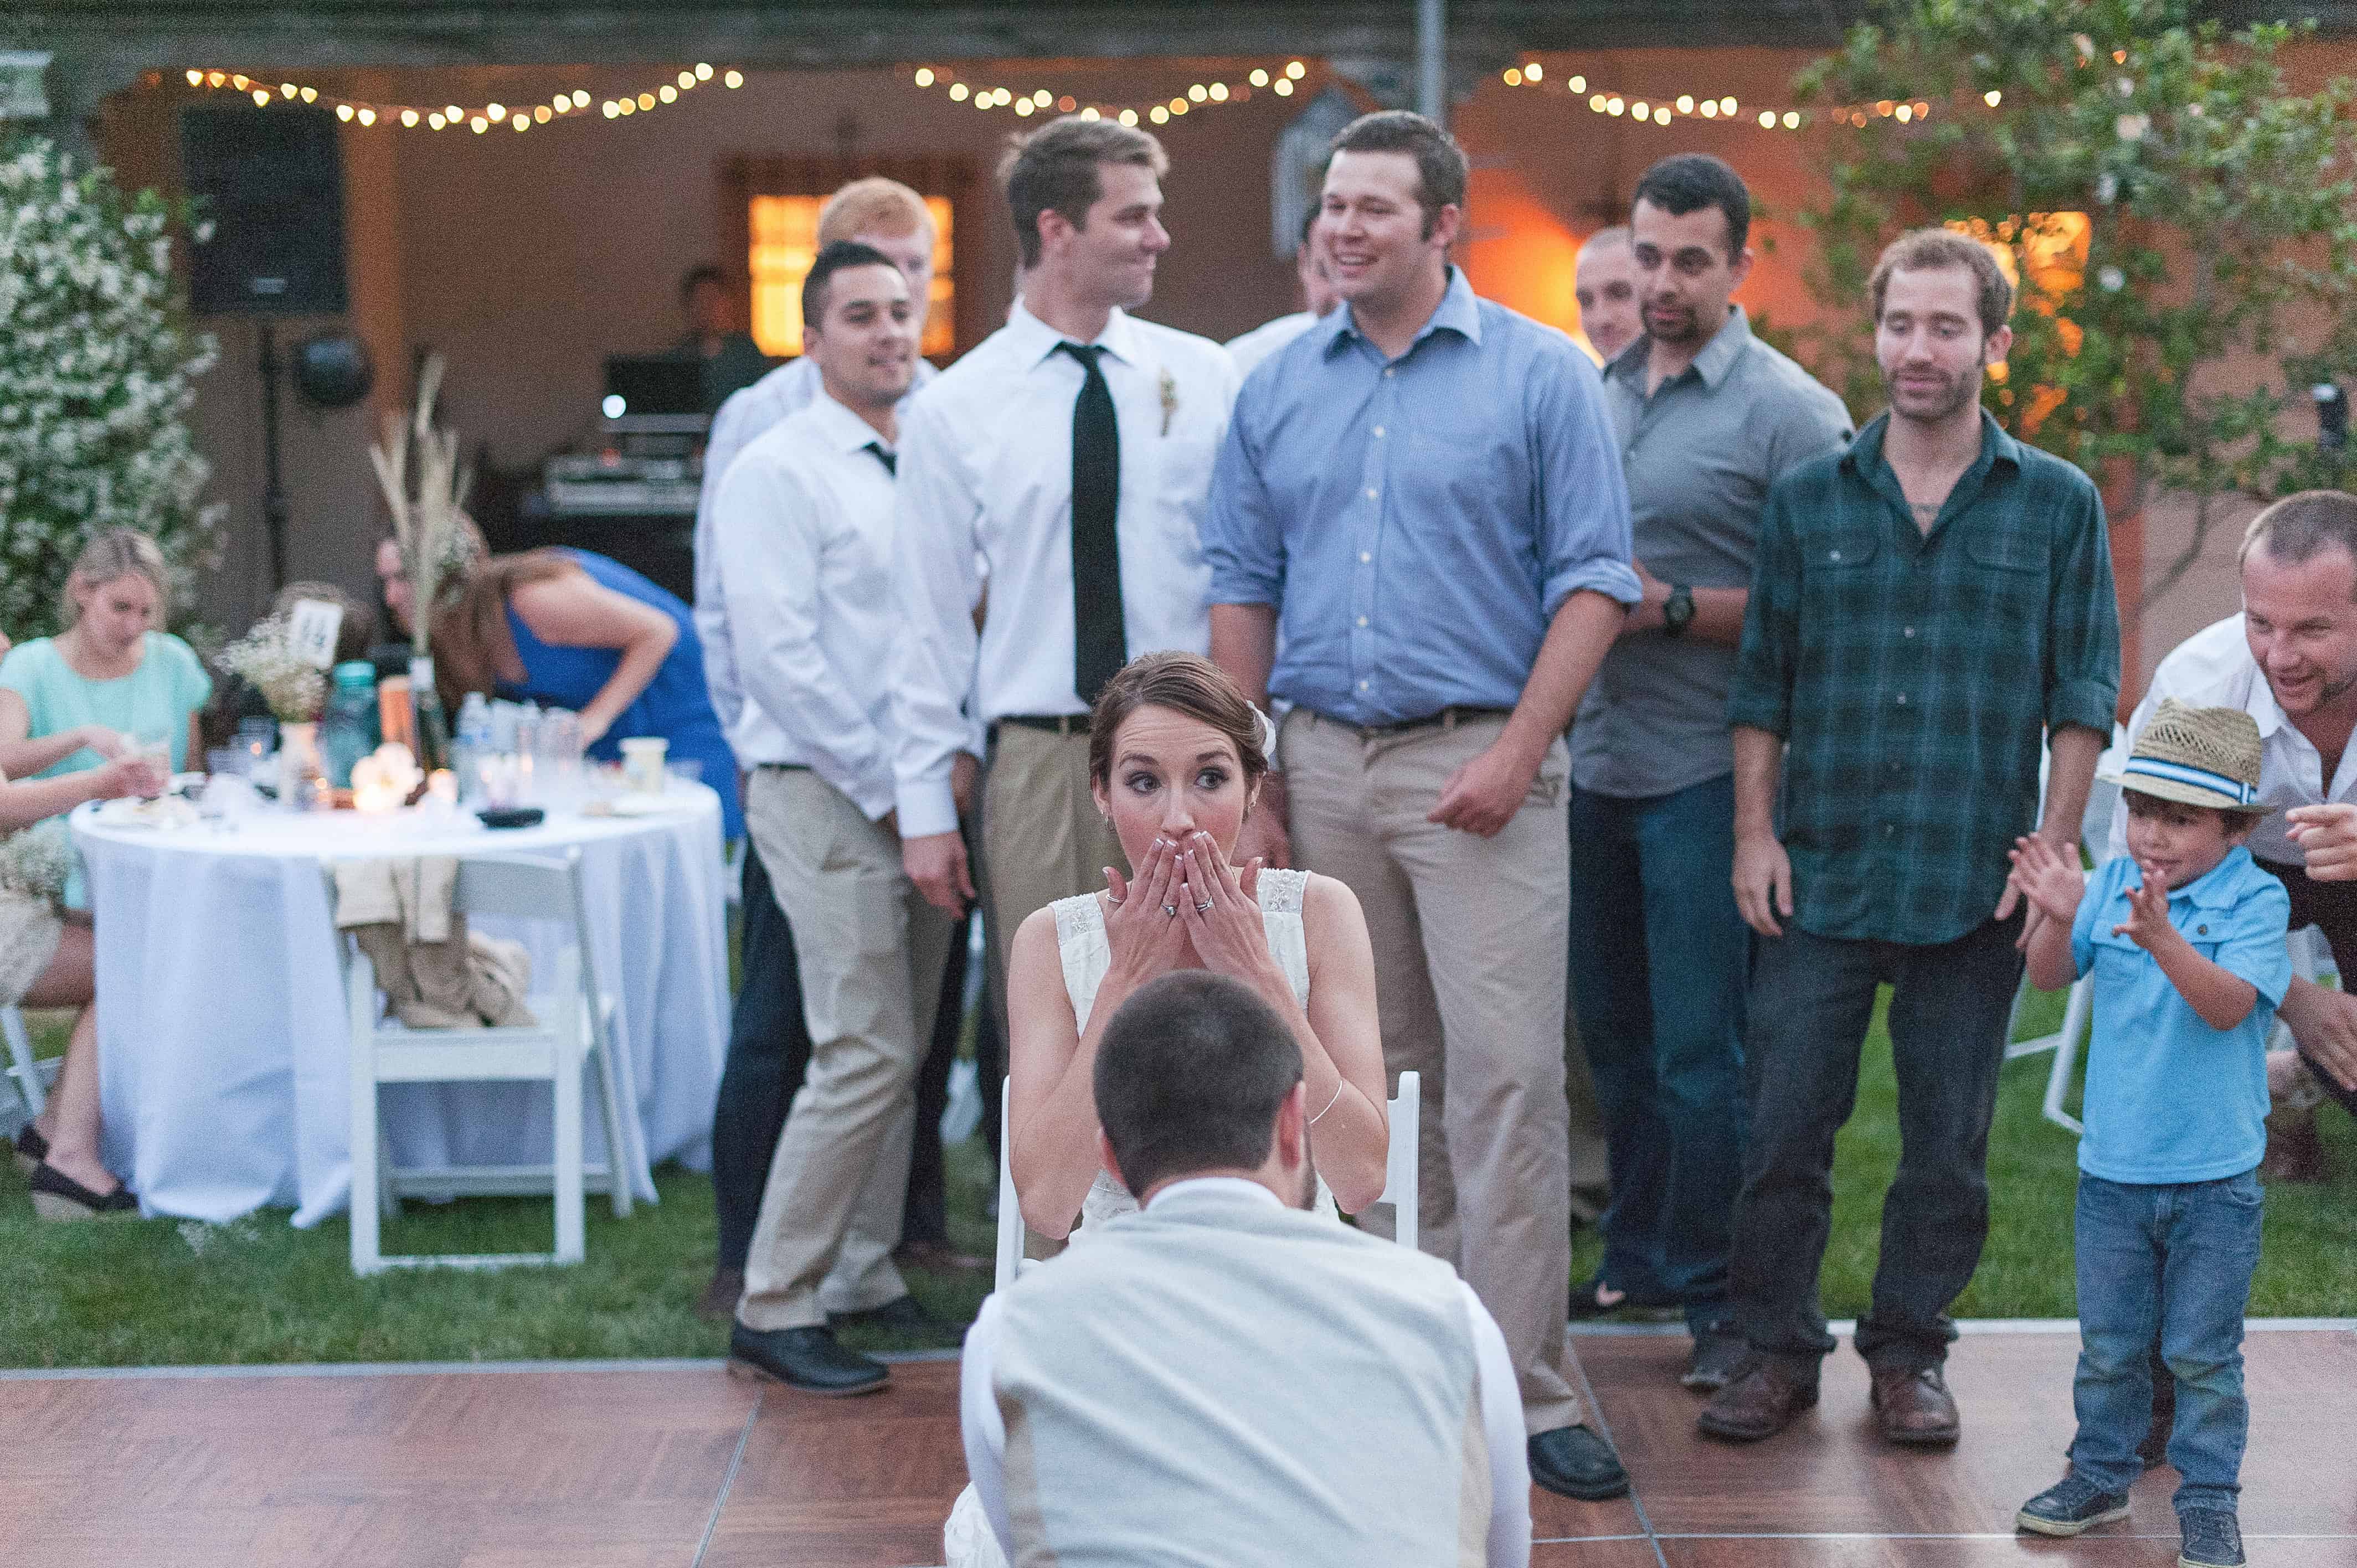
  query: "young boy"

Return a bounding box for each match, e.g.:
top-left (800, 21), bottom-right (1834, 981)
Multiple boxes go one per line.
top-left (2004, 699), bottom-right (2289, 1568)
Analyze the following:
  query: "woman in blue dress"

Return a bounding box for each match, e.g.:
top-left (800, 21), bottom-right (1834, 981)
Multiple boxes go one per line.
top-left (377, 538), bottom-right (742, 838)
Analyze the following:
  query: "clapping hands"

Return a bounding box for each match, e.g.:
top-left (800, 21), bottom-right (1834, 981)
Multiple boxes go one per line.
top-left (2004, 834), bottom-right (2086, 927)
top-left (2111, 864), bottom-right (2178, 953)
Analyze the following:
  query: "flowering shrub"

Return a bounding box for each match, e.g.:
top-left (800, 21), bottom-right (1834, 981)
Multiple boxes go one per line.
top-left (0, 135), bottom-right (222, 641)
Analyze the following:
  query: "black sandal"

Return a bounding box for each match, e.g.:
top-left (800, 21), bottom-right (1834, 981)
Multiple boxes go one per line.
top-left (28, 1160), bottom-right (139, 1221)
top-left (12, 1123), bottom-right (47, 1177)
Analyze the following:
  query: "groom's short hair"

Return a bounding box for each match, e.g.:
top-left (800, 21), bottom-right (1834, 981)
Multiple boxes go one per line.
top-left (1096, 972), bottom-right (1303, 1199)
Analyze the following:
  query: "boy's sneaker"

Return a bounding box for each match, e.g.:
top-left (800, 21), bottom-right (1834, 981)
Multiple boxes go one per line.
top-left (2178, 1508), bottom-right (2245, 1567)
top-left (2016, 1475), bottom-right (2132, 1538)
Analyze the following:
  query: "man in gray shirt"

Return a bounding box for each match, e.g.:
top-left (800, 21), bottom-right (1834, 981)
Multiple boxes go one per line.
top-left (1566, 155), bottom-right (1851, 1389)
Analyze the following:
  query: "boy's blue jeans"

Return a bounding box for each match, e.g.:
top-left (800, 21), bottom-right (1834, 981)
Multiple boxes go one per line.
top-left (2070, 1169), bottom-right (2263, 1515)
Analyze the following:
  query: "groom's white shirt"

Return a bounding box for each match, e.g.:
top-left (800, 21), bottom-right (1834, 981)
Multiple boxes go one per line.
top-left (960, 1176), bottom-right (1531, 1567)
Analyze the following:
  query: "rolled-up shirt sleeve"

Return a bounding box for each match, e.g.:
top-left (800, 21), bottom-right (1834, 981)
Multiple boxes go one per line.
top-left (891, 394), bottom-right (986, 838)
top-left (1205, 381), bottom-right (1288, 608)
top-left (2044, 478), bottom-right (2123, 737)
top-left (1530, 348), bottom-right (1640, 617)
top-left (1727, 481), bottom-right (1802, 737)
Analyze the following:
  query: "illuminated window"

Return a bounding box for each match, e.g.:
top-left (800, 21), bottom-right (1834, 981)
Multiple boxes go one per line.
top-left (749, 194), bottom-right (955, 358)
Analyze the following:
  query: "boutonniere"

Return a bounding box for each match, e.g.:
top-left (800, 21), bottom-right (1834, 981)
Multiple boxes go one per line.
top-left (1159, 368), bottom-right (1179, 436)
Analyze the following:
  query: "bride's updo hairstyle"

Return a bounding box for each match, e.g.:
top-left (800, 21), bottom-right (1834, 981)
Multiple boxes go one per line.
top-left (1086, 651), bottom-right (1271, 790)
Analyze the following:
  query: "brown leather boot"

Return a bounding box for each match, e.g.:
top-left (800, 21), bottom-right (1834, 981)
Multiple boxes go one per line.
top-left (1870, 1364), bottom-right (1961, 1446)
top-left (1697, 1359), bottom-right (1818, 1442)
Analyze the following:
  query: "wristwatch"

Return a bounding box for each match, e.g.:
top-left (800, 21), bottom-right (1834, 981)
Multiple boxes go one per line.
top-left (1662, 584), bottom-right (1696, 638)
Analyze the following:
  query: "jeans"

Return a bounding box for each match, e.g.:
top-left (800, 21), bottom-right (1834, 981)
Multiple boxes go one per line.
top-left (1730, 912), bottom-right (2023, 1376)
top-left (709, 844), bottom-right (814, 1272)
top-left (2070, 1169), bottom-right (2262, 1515)
top-left (1566, 775), bottom-right (1750, 1333)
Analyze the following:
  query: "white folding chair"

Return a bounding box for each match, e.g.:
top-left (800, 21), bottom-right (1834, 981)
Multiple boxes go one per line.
top-left (3, 1004), bottom-right (50, 1121)
top-left (2002, 740), bottom-right (2127, 1137)
top-left (331, 849), bottom-right (636, 1275)
top-left (991, 1069), bottom-right (1423, 1293)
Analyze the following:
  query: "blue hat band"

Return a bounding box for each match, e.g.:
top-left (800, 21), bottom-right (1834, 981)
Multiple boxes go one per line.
top-left (2122, 755), bottom-right (2257, 805)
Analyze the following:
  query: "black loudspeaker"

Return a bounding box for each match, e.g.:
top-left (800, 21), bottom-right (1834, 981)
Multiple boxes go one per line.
top-left (181, 105), bottom-right (349, 316)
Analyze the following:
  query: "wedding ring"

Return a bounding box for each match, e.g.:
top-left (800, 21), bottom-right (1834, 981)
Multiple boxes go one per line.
top-left (1195, 899), bottom-right (1214, 913)
top-left (1161, 902), bottom-right (1179, 917)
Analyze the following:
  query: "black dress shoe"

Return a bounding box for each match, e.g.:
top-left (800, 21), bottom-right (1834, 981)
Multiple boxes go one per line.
top-left (1527, 1423), bottom-right (1630, 1500)
top-left (827, 1294), bottom-right (941, 1334)
top-left (727, 1322), bottom-right (889, 1396)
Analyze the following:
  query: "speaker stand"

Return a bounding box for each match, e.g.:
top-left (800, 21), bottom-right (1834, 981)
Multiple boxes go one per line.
top-left (258, 319), bottom-right (290, 591)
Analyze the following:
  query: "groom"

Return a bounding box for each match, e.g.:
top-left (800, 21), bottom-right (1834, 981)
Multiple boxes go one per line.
top-left (959, 972), bottom-right (1532, 1567)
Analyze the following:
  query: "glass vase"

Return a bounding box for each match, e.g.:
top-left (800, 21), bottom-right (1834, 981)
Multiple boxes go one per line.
top-left (277, 720), bottom-right (331, 811)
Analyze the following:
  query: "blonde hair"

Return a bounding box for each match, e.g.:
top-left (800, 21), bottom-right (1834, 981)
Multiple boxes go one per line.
top-left (818, 178), bottom-right (933, 247)
top-left (61, 529), bottom-right (170, 628)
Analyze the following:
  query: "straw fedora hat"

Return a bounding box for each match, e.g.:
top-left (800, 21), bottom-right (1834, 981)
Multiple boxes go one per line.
top-left (2099, 698), bottom-right (2267, 813)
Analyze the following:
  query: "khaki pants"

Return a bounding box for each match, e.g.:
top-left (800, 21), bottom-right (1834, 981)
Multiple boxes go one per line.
top-left (979, 724), bottom-right (1126, 989)
top-left (1282, 708), bottom-right (1583, 1432)
top-left (737, 767), bottom-right (955, 1331)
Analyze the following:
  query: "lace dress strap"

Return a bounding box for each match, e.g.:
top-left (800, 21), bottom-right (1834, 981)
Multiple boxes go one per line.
top-left (1049, 890), bottom-right (1111, 1026)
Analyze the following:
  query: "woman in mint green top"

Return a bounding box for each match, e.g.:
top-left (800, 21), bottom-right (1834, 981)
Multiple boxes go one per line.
top-left (0, 530), bottom-right (212, 782)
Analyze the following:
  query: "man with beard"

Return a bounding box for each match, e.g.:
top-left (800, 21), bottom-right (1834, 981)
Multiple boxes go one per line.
top-left (1565, 156), bottom-right (1850, 1392)
top-left (2117, 490), bottom-right (2357, 1171)
top-left (1703, 226), bottom-right (2120, 1447)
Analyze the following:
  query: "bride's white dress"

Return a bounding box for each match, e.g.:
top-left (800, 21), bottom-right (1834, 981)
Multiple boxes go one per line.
top-left (943, 868), bottom-right (1335, 1568)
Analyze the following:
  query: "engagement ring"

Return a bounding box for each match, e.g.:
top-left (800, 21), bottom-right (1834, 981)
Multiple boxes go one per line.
top-left (1161, 902), bottom-right (1179, 917)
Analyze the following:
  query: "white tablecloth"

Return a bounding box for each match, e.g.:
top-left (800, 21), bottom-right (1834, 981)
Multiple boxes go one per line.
top-left (73, 792), bottom-right (730, 1225)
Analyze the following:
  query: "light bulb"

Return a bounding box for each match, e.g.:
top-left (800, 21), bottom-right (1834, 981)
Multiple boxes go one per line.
top-left (1249, 69), bottom-right (1269, 87)
top-left (696, 63), bottom-right (713, 81)
top-left (1285, 60), bottom-right (1305, 79)
top-left (915, 68), bottom-right (934, 87)
top-left (724, 70), bottom-right (744, 89)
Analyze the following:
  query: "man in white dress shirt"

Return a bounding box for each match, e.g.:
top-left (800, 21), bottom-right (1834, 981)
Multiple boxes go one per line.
top-left (1224, 207), bottom-right (1340, 379)
top-left (960, 971), bottom-right (1531, 1568)
top-left (712, 243), bottom-right (961, 1396)
top-left (691, 179), bottom-right (956, 1322)
top-left (2118, 492), bottom-right (2357, 1157)
top-left (892, 118), bottom-right (1242, 1000)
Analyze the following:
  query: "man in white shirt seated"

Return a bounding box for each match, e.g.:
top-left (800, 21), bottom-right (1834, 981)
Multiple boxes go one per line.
top-left (1224, 207), bottom-right (1340, 379)
top-left (2122, 491), bottom-right (2357, 1168)
top-left (891, 116), bottom-right (1241, 983)
top-left (713, 242), bottom-right (963, 1395)
top-left (960, 969), bottom-right (1532, 1568)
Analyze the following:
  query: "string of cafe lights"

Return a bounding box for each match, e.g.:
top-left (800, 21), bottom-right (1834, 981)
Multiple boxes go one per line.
top-left (903, 59), bottom-right (1310, 127)
top-left (1496, 59), bottom-right (1975, 132)
top-left (178, 64), bottom-right (747, 133)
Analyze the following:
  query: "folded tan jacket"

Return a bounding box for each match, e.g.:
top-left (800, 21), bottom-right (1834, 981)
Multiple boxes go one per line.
top-left (332, 857), bottom-right (536, 1029)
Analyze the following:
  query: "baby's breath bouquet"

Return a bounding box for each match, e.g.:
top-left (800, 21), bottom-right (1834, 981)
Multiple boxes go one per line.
top-left (0, 818), bottom-right (74, 906)
top-left (219, 614), bottom-right (326, 723)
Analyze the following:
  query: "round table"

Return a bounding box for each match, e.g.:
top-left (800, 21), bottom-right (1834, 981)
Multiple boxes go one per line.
top-left (71, 791), bottom-right (730, 1225)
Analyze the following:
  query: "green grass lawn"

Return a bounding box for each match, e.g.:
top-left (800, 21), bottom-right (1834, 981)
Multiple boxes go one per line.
top-left (4, 987), bottom-right (2351, 1369)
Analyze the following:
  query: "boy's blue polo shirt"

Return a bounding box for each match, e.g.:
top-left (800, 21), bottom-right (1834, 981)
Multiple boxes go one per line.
top-left (2070, 844), bottom-right (2291, 1183)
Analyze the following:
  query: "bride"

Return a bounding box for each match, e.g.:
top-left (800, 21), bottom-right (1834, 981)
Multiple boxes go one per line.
top-left (944, 651), bottom-right (1390, 1567)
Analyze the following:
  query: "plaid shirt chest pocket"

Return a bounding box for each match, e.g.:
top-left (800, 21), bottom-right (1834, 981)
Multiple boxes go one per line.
top-left (1957, 525), bottom-right (2051, 636)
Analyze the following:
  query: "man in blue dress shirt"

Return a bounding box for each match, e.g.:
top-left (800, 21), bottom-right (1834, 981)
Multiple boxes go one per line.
top-left (1205, 110), bottom-right (1641, 1503)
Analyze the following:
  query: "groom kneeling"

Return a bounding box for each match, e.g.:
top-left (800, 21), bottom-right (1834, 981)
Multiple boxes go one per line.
top-left (959, 971), bottom-right (1533, 1566)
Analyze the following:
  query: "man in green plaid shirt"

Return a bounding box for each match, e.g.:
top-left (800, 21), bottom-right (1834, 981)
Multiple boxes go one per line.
top-left (1700, 229), bottom-right (2121, 1450)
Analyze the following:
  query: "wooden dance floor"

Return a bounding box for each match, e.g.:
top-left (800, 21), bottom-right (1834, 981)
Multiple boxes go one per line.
top-left (4, 1326), bottom-right (2352, 1566)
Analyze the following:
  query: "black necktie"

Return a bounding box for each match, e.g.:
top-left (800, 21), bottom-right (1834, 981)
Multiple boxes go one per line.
top-left (1058, 341), bottom-right (1125, 706)
top-left (862, 441), bottom-right (897, 476)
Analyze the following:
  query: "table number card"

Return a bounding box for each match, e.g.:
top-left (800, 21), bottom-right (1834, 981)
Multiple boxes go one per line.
top-left (287, 599), bottom-right (344, 669)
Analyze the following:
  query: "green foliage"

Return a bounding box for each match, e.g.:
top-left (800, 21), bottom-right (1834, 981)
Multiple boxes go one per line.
top-left (0, 135), bottom-right (222, 642)
top-left (1796, 0), bottom-right (2357, 598)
